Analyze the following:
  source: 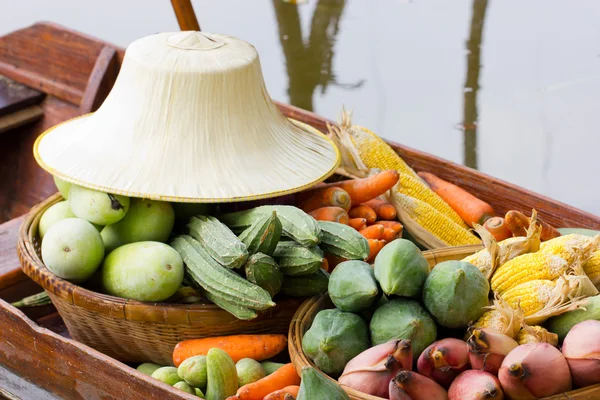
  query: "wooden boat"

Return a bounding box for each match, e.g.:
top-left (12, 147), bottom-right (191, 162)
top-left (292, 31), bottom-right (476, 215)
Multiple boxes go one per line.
top-left (1, 17), bottom-right (600, 400)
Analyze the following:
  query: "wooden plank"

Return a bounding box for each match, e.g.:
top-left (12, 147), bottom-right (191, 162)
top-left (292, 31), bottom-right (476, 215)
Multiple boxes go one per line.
top-left (170, 0), bottom-right (201, 31)
top-left (0, 300), bottom-right (197, 400)
top-left (0, 76), bottom-right (44, 117)
top-left (0, 365), bottom-right (59, 400)
top-left (0, 216), bottom-right (25, 291)
top-left (0, 105), bottom-right (43, 135)
top-left (79, 46), bottom-right (119, 113)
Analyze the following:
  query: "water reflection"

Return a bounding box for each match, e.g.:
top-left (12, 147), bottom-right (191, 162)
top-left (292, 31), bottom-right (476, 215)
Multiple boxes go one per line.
top-left (272, 0), bottom-right (364, 112)
top-left (462, 0), bottom-right (489, 169)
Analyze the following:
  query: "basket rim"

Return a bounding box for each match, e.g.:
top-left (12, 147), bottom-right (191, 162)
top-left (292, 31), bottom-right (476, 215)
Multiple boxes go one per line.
top-left (18, 193), bottom-right (304, 323)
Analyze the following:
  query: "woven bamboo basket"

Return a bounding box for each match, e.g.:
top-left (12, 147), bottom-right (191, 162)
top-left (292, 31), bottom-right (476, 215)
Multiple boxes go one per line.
top-left (18, 193), bottom-right (305, 366)
top-left (288, 245), bottom-right (600, 400)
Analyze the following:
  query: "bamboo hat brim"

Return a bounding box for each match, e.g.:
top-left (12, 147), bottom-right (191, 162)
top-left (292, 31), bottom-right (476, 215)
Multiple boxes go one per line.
top-left (33, 32), bottom-right (340, 203)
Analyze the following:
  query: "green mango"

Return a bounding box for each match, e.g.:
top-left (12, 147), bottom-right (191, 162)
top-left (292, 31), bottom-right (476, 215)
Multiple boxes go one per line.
top-left (173, 381), bottom-right (195, 394)
top-left (69, 185), bottom-right (130, 225)
top-left (151, 367), bottom-right (182, 386)
top-left (39, 201), bottom-right (76, 239)
top-left (53, 176), bottom-right (72, 199)
top-left (100, 198), bottom-right (174, 253)
top-left (177, 355), bottom-right (208, 388)
top-left (235, 358), bottom-right (266, 387)
top-left (136, 362), bottom-right (162, 376)
top-left (101, 241), bottom-right (183, 302)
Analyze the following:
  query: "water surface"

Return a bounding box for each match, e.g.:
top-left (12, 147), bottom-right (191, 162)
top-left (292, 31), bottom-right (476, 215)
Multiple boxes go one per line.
top-left (3, 0), bottom-right (599, 215)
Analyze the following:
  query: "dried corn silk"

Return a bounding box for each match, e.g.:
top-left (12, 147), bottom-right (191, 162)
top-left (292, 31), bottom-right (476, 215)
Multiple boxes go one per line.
top-left (540, 233), bottom-right (600, 265)
top-left (470, 295), bottom-right (523, 339)
top-left (501, 275), bottom-right (591, 326)
top-left (516, 324), bottom-right (558, 347)
top-left (469, 211), bottom-right (542, 282)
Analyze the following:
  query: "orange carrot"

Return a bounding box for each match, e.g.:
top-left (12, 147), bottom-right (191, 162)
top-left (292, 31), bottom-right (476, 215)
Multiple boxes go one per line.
top-left (319, 170), bottom-right (400, 205)
top-left (363, 198), bottom-right (397, 220)
top-left (505, 210), bottom-right (561, 241)
top-left (366, 239), bottom-right (386, 263)
top-left (308, 206), bottom-right (349, 224)
top-left (325, 253), bottom-right (347, 271)
top-left (321, 257), bottom-right (330, 273)
top-left (349, 205), bottom-right (377, 224)
top-left (359, 224), bottom-right (385, 240)
top-left (172, 334), bottom-right (287, 366)
top-left (417, 171), bottom-right (495, 227)
top-left (382, 227), bottom-right (397, 242)
top-left (348, 217), bottom-right (368, 231)
top-left (263, 385), bottom-right (300, 400)
top-left (235, 363), bottom-right (300, 400)
top-left (296, 186), bottom-right (351, 212)
top-left (376, 220), bottom-right (404, 235)
top-left (483, 217), bottom-right (512, 241)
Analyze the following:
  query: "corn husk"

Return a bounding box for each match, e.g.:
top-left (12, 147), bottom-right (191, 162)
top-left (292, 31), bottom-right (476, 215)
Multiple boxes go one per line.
top-left (469, 295), bottom-right (524, 339)
top-left (327, 109), bottom-right (478, 249)
top-left (517, 323), bottom-right (559, 347)
top-left (34, 31), bottom-right (340, 203)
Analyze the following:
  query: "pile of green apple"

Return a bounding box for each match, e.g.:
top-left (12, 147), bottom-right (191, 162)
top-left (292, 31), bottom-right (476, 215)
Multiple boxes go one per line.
top-left (39, 177), bottom-right (206, 302)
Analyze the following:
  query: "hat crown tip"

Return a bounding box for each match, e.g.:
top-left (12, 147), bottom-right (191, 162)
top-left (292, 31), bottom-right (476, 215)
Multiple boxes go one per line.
top-left (165, 31), bottom-right (226, 51)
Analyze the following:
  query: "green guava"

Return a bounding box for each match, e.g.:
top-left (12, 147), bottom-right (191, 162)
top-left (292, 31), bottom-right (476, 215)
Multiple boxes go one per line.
top-left (41, 218), bottom-right (105, 283)
top-left (68, 185), bottom-right (130, 226)
top-left (101, 241), bottom-right (183, 302)
top-left (100, 198), bottom-right (175, 253)
top-left (39, 201), bottom-right (76, 239)
top-left (53, 176), bottom-right (72, 199)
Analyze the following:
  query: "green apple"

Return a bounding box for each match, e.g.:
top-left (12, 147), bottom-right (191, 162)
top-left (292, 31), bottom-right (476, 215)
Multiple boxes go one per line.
top-left (69, 185), bottom-right (130, 226)
top-left (41, 218), bottom-right (105, 283)
top-left (53, 176), bottom-right (72, 199)
top-left (100, 198), bottom-right (174, 253)
top-left (101, 241), bottom-right (183, 302)
top-left (39, 201), bottom-right (76, 239)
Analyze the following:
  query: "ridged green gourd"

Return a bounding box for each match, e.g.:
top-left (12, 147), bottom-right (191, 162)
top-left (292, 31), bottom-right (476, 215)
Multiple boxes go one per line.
top-left (244, 253), bottom-right (283, 298)
top-left (369, 298), bottom-right (437, 359)
top-left (422, 260), bottom-right (489, 329)
top-left (205, 348), bottom-right (238, 400)
top-left (203, 290), bottom-right (258, 320)
top-left (374, 238), bottom-right (429, 298)
top-left (296, 366), bottom-right (350, 400)
top-left (171, 235), bottom-right (274, 311)
top-left (238, 211), bottom-right (282, 256)
top-left (317, 221), bottom-right (370, 260)
top-left (302, 309), bottom-right (370, 376)
top-left (273, 241), bottom-right (324, 276)
top-left (546, 294), bottom-right (600, 341)
top-left (328, 260), bottom-right (380, 312)
top-left (188, 215), bottom-right (249, 269)
top-left (280, 269), bottom-right (329, 297)
top-left (219, 206), bottom-right (321, 247)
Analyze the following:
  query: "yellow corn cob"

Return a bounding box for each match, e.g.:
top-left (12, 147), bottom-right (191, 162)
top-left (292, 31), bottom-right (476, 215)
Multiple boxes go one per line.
top-left (390, 192), bottom-right (480, 246)
top-left (463, 251), bottom-right (493, 276)
top-left (349, 124), bottom-right (419, 178)
top-left (471, 296), bottom-right (523, 339)
top-left (501, 279), bottom-right (557, 317)
top-left (490, 252), bottom-right (569, 295)
top-left (539, 234), bottom-right (597, 265)
top-left (516, 325), bottom-right (558, 347)
top-left (396, 173), bottom-right (468, 228)
top-left (583, 250), bottom-right (600, 289)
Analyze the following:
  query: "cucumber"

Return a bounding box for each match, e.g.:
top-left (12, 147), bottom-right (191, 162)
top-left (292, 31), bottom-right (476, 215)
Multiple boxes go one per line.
top-left (280, 269), bottom-right (329, 297)
top-left (203, 290), bottom-right (258, 321)
top-left (244, 253), bottom-right (283, 298)
top-left (238, 211), bottom-right (282, 256)
top-left (220, 206), bottom-right (321, 247)
top-left (206, 348), bottom-right (238, 400)
top-left (317, 221), bottom-right (370, 260)
top-left (273, 241), bottom-right (324, 276)
top-left (188, 215), bottom-right (249, 269)
top-left (171, 235), bottom-right (275, 311)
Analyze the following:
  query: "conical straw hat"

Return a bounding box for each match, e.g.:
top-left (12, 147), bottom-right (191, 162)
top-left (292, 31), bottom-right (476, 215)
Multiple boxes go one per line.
top-left (34, 31), bottom-right (340, 203)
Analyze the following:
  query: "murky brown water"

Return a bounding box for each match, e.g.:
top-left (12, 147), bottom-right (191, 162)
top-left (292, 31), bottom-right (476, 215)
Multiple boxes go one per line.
top-left (3, 0), bottom-right (600, 215)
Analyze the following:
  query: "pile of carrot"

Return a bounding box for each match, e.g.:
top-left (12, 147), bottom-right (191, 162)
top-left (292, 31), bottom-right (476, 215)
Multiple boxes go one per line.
top-left (297, 170), bottom-right (404, 267)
